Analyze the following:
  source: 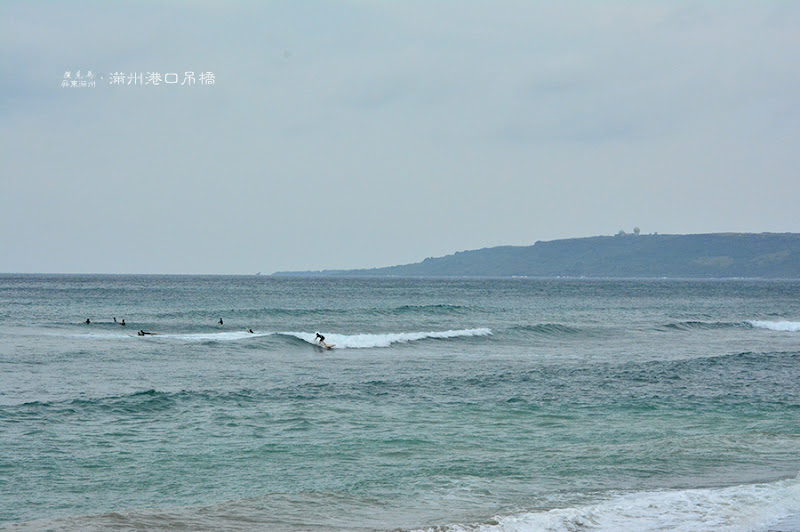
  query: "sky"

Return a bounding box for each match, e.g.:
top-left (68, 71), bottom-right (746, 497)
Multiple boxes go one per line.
top-left (1, 1), bottom-right (799, 274)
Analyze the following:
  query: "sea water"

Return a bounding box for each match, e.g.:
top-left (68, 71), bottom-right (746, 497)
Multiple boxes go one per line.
top-left (1, 275), bottom-right (799, 531)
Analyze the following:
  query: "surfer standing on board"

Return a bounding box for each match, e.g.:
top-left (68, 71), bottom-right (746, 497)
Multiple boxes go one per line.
top-left (314, 332), bottom-right (334, 349)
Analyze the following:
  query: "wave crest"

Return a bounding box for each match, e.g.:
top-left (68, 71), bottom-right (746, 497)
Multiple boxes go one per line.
top-left (659, 321), bottom-right (745, 331)
top-left (511, 323), bottom-right (584, 338)
top-left (281, 328), bottom-right (492, 349)
top-left (749, 320), bottom-right (800, 332)
top-left (660, 320), bottom-right (800, 333)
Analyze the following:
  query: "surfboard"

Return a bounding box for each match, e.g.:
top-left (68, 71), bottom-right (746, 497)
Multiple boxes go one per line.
top-left (316, 342), bottom-right (335, 349)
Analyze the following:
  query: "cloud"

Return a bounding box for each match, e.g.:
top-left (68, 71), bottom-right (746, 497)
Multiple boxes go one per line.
top-left (2, 1), bottom-right (799, 273)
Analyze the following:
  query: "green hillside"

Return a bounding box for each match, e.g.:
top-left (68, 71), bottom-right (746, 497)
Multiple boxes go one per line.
top-left (274, 233), bottom-right (800, 278)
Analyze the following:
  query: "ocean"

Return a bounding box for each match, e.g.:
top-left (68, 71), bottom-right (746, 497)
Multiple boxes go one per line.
top-left (1, 275), bottom-right (799, 531)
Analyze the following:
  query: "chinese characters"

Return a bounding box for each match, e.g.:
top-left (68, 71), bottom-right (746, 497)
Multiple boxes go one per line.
top-left (60, 71), bottom-right (216, 88)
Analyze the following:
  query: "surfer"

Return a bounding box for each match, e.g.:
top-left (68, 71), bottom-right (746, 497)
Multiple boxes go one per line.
top-left (314, 333), bottom-right (334, 349)
top-left (120, 319), bottom-right (126, 326)
top-left (218, 318), bottom-right (223, 325)
top-left (85, 318), bottom-right (90, 324)
top-left (138, 330), bottom-right (155, 336)
top-left (113, 317), bottom-right (117, 323)
top-left (248, 328), bottom-right (254, 333)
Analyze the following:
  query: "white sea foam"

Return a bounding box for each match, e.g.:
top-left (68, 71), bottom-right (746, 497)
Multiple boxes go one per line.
top-left (69, 332), bottom-right (131, 339)
top-left (66, 331), bottom-right (272, 341)
top-left (71, 329), bottom-right (493, 346)
top-left (422, 477), bottom-right (800, 532)
top-left (749, 321), bottom-right (800, 332)
top-left (154, 331), bottom-right (274, 342)
top-left (284, 328), bottom-right (492, 349)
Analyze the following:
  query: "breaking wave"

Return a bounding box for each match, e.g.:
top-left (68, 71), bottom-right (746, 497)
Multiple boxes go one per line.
top-left (749, 320), bottom-right (800, 332)
top-left (280, 328), bottom-right (492, 349)
top-left (415, 476), bottom-right (800, 532)
top-left (660, 320), bottom-right (800, 333)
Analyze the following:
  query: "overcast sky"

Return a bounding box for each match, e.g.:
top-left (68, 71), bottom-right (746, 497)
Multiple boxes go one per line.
top-left (1, 1), bottom-right (798, 274)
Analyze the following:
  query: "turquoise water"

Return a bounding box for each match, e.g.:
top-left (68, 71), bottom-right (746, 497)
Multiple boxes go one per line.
top-left (1, 275), bottom-right (799, 531)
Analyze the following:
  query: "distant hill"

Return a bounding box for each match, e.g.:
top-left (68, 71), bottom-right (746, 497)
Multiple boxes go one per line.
top-left (273, 233), bottom-right (800, 279)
